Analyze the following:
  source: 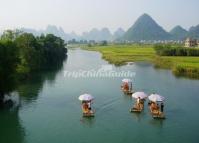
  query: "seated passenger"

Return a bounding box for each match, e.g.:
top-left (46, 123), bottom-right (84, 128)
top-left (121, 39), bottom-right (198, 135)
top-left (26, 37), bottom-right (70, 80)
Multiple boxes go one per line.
top-left (82, 102), bottom-right (89, 113)
top-left (150, 102), bottom-right (155, 111)
top-left (123, 83), bottom-right (129, 91)
top-left (137, 97), bottom-right (141, 109)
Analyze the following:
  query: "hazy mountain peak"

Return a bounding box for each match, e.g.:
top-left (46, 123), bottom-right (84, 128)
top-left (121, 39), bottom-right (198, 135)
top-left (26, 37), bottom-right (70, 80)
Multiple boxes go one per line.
top-left (101, 27), bottom-right (109, 31)
top-left (90, 28), bottom-right (99, 32)
top-left (170, 25), bottom-right (187, 33)
top-left (45, 25), bottom-right (61, 36)
top-left (101, 28), bottom-right (111, 34)
top-left (70, 31), bottom-right (77, 35)
top-left (133, 13), bottom-right (159, 28)
top-left (170, 25), bottom-right (188, 40)
top-left (81, 27), bottom-right (113, 41)
top-left (139, 13), bottom-right (153, 20)
top-left (123, 13), bottom-right (170, 41)
top-left (59, 27), bottom-right (65, 33)
top-left (189, 24), bottom-right (199, 31)
top-left (114, 28), bottom-right (125, 34)
top-left (16, 15), bottom-right (199, 42)
top-left (188, 24), bottom-right (199, 38)
top-left (46, 25), bottom-right (58, 31)
top-left (114, 28), bottom-right (125, 39)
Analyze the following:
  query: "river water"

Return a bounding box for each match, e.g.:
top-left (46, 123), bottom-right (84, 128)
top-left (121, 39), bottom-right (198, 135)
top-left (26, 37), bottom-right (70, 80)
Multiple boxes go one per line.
top-left (0, 49), bottom-right (199, 143)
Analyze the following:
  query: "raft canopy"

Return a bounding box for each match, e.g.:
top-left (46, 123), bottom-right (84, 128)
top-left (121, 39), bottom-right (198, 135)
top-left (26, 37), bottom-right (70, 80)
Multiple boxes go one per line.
top-left (78, 93), bottom-right (94, 101)
top-left (148, 94), bottom-right (165, 102)
top-left (122, 78), bottom-right (132, 83)
top-left (132, 92), bottom-right (148, 99)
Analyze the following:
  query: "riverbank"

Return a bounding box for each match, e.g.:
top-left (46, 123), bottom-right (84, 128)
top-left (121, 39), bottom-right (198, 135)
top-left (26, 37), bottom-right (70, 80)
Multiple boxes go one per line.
top-left (2, 48), bottom-right (199, 143)
top-left (0, 31), bottom-right (67, 109)
top-left (80, 44), bottom-right (199, 79)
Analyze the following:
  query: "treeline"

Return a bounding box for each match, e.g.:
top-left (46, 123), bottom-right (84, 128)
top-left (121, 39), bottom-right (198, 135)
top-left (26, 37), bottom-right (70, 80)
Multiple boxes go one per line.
top-left (0, 30), bottom-right (67, 95)
top-left (154, 44), bottom-right (199, 56)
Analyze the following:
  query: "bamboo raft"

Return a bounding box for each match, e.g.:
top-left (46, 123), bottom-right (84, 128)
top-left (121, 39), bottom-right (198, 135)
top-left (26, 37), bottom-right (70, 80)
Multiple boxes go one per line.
top-left (82, 108), bottom-right (95, 117)
top-left (130, 102), bottom-right (144, 113)
top-left (151, 112), bottom-right (165, 119)
top-left (149, 109), bottom-right (165, 119)
top-left (130, 107), bottom-right (142, 113)
top-left (122, 89), bottom-right (133, 95)
top-left (83, 112), bottom-right (95, 117)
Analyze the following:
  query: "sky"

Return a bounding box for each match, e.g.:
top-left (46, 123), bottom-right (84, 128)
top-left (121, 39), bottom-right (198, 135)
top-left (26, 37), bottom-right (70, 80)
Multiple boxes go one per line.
top-left (0, 0), bottom-right (199, 34)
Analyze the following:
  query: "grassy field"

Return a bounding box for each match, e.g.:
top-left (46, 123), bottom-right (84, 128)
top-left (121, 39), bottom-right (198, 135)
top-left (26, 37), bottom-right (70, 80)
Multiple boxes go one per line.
top-left (80, 44), bottom-right (199, 79)
top-left (154, 56), bottom-right (199, 78)
top-left (82, 44), bottom-right (155, 65)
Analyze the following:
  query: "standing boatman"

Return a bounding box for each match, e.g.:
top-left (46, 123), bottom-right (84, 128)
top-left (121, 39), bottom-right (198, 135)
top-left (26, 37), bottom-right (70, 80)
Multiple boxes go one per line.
top-left (161, 102), bottom-right (164, 112)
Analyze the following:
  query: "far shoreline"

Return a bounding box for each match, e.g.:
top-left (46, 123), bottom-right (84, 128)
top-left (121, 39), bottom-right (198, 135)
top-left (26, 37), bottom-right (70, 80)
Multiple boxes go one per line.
top-left (74, 44), bottom-right (199, 79)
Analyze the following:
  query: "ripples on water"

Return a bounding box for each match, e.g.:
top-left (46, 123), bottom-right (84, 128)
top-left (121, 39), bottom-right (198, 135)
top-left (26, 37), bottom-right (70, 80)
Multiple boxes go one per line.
top-left (1, 49), bottom-right (199, 143)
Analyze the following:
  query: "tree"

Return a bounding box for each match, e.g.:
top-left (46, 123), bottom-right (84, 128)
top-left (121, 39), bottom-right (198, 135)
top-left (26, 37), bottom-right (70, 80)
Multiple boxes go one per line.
top-left (15, 33), bottom-right (41, 73)
top-left (39, 34), bottom-right (67, 67)
top-left (0, 30), bottom-right (67, 103)
top-left (1, 29), bottom-right (22, 41)
top-left (0, 40), bottom-right (19, 96)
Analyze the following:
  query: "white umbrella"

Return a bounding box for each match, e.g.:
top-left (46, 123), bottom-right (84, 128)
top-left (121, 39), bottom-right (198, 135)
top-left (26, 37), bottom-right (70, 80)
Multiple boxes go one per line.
top-left (148, 94), bottom-right (165, 102)
top-left (132, 92), bottom-right (148, 99)
top-left (122, 78), bottom-right (132, 83)
top-left (78, 94), bottom-right (94, 101)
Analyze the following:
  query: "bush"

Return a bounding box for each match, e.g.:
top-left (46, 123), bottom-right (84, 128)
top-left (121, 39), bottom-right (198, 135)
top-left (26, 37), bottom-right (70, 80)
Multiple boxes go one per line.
top-left (154, 44), bottom-right (199, 56)
top-left (173, 64), bottom-right (199, 79)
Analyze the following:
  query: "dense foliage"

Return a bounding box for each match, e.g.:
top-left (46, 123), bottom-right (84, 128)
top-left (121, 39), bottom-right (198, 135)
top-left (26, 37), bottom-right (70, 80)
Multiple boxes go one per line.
top-left (0, 30), bottom-right (67, 95)
top-left (0, 40), bottom-right (19, 94)
top-left (154, 44), bottom-right (199, 56)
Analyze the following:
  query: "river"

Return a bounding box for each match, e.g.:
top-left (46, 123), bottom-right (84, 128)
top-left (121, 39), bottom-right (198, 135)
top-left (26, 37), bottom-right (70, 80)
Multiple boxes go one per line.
top-left (0, 49), bottom-right (199, 143)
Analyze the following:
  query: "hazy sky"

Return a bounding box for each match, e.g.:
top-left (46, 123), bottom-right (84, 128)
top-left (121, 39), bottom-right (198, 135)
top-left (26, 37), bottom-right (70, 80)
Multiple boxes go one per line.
top-left (0, 0), bottom-right (199, 34)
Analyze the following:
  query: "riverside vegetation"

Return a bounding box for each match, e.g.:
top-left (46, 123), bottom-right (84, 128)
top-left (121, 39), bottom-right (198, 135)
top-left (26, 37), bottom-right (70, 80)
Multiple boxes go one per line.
top-left (0, 30), bottom-right (67, 104)
top-left (81, 44), bottom-right (199, 79)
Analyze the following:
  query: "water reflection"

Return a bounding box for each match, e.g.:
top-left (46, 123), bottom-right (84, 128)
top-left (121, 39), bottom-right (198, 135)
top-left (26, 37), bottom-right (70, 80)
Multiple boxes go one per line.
top-left (16, 56), bottom-right (67, 103)
top-left (0, 57), bottom-right (67, 143)
top-left (149, 118), bottom-right (165, 128)
top-left (80, 117), bottom-right (96, 127)
top-left (0, 109), bottom-right (25, 143)
top-left (131, 112), bottom-right (145, 122)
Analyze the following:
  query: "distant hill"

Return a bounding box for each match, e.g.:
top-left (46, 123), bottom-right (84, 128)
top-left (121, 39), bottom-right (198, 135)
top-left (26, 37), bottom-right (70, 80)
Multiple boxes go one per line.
top-left (122, 14), bottom-right (171, 41)
top-left (20, 28), bottom-right (42, 36)
top-left (20, 26), bottom-right (118, 42)
top-left (21, 25), bottom-right (80, 41)
top-left (101, 28), bottom-right (112, 41)
top-left (16, 14), bottom-right (199, 42)
top-left (170, 25), bottom-right (188, 40)
top-left (45, 25), bottom-right (66, 39)
top-left (188, 25), bottom-right (199, 39)
top-left (82, 28), bottom-right (112, 41)
top-left (113, 28), bottom-right (125, 40)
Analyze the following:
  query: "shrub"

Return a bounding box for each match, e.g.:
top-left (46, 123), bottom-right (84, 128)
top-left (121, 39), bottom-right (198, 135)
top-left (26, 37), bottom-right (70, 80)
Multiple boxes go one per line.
top-left (154, 44), bottom-right (199, 56)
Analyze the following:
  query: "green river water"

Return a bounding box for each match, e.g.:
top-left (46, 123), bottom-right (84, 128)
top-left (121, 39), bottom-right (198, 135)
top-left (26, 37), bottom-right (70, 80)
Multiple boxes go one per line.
top-left (0, 49), bottom-right (199, 143)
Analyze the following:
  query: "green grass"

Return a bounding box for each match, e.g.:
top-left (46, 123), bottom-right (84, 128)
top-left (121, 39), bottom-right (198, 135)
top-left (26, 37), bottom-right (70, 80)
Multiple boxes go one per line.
top-left (154, 56), bottom-right (199, 79)
top-left (82, 44), bottom-right (155, 65)
top-left (80, 44), bottom-right (199, 79)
